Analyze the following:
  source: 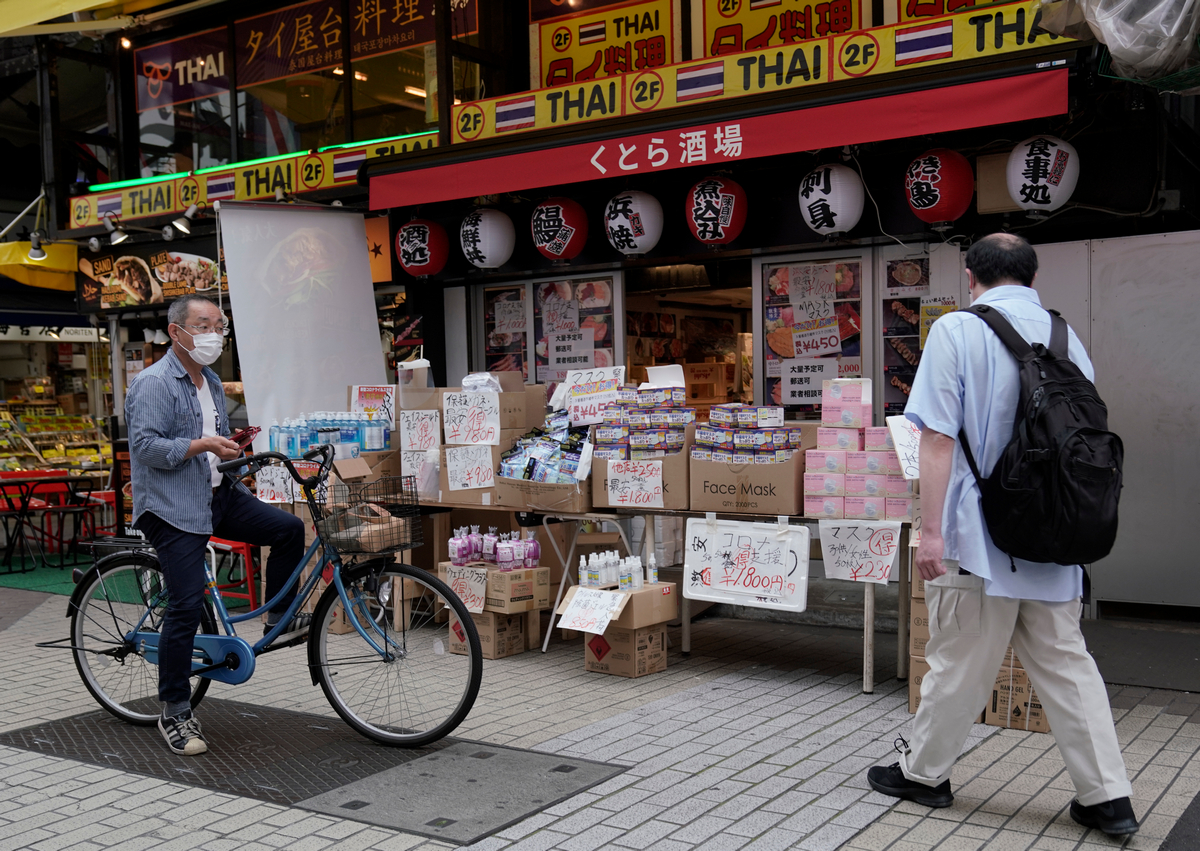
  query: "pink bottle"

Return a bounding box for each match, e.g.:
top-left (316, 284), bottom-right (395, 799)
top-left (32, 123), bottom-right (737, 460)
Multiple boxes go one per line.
top-left (523, 531), bottom-right (541, 568)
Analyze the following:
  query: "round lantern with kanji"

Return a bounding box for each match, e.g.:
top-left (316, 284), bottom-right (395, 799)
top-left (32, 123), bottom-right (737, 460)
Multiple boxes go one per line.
top-left (904, 148), bottom-right (974, 226)
top-left (685, 176), bottom-right (747, 245)
top-left (603, 190), bottom-right (663, 256)
top-left (395, 218), bottom-right (449, 277)
top-left (460, 207), bottom-right (515, 268)
top-left (531, 197), bottom-right (588, 260)
top-left (798, 164), bottom-right (864, 237)
top-left (1006, 135), bottom-right (1079, 214)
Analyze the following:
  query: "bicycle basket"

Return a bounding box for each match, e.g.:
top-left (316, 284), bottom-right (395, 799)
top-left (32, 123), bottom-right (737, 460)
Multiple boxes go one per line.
top-left (315, 475), bottom-right (423, 555)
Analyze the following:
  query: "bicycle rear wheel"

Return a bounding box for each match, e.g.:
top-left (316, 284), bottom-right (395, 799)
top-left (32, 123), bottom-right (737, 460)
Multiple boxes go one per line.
top-left (309, 561), bottom-right (482, 747)
top-left (70, 552), bottom-right (214, 725)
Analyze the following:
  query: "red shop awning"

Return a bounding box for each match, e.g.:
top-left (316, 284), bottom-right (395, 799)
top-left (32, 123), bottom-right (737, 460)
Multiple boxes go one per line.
top-left (370, 70), bottom-right (1068, 210)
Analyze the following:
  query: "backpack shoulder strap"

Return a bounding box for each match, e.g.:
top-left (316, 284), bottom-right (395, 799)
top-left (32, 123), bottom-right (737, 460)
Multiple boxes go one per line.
top-left (1046, 309), bottom-right (1069, 359)
top-left (963, 304), bottom-right (1037, 362)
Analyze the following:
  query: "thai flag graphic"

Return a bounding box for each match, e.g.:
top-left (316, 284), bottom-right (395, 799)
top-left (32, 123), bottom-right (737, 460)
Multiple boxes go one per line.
top-left (495, 95), bottom-right (537, 132)
top-left (333, 149), bottom-right (367, 182)
top-left (206, 172), bottom-right (236, 201)
top-left (579, 21), bottom-right (606, 45)
top-left (96, 193), bottom-right (122, 218)
top-left (895, 20), bottom-right (955, 66)
top-left (676, 62), bottom-right (724, 102)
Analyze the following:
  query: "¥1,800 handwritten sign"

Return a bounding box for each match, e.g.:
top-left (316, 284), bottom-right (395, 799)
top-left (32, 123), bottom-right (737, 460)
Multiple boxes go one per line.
top-left (819, 520), bottom-right (902, 585)
top-left (788, 263), bottom-right (837, 307)
top-left (557, 587), bottom-right (625, 635)
top-left (398, 409), bottom-right (441, 451)
top-left (256, 464), bottom-right (292, 503)
top-left (886, 415), bottom-right (921, 480)
top-left (443, 392), bottom-right (500, 445)
top-left (445, 445), bottom-right (495, 491)
top-left (683, 518), bottom-right (809, 612)
top-left (443, 565), bottom-right (487, 613)
top-left (607, 459), bottom-right (664, 508)
top-left (566, 365), bottom-right (625, 425)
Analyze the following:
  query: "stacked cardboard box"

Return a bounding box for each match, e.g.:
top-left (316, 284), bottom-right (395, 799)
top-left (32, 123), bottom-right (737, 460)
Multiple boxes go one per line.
top-left (556, 582), bottom-right (679, 678)
top-left (689, 417), bottom-right (818, 515)
top-left (438, 561), bottom-right (552, 658)
top-left (804, 380), bottom-right (869, 518)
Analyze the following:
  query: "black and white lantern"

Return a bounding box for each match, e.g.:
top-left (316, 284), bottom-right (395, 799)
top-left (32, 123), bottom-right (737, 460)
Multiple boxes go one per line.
top-left (460, 208), bottom-right (516, 268)
top-left (603, 190), bottom-right (663, 256)
top-left (799, 164), bottom-right (864, 237)
top-left (1006, 135), bottom-right (1079, 214)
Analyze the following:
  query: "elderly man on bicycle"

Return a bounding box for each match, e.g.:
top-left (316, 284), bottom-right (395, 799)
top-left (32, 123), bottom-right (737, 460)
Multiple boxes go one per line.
top-left (126, 294), bottom-right (308, 756)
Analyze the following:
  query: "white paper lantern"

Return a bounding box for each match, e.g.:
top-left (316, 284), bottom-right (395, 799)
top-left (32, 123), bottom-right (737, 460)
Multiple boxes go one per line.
top-left (460, 207), bottom-right (515, 268)
top-left (1006, 135), bottom-right (1079, 213)
top-left (799, 164), bottom-right (864, 236)
top-left (604, 190), bottom-right (663, 256)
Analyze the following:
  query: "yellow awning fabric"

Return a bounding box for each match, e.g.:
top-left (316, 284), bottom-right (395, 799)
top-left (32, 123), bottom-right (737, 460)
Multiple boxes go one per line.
top-left (0, 242), bottom-right (79, 292)
top-left (0, 1), bottom-right (120, 35)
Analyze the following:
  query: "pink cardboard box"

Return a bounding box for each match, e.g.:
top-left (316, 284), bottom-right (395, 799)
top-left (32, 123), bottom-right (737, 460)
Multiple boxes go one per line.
top-left (886, 475), bottom-right (914, 497)
top-left (804, 495), bottom-right (844, 519)
top-left (846, 473), bottom-right (888, 497)
top-left (805, 449), bottom-right (847, 474)
top-left (821, 378), bottom-right (871, 405)
top-left (886, 497), bottom-right (914, 521)
top-left (821, 402), bottom-right (872, 429)
top-left (845, 496), bottom-right (886, 520)
top-left (864, 427), bottom-right (894, 451)
top-left (817, 427), bottom-right (864, 450)
top-left (803, 472), bottom-right (845, 496)
top-left (846, 451), bottom-right (892, 474)
top-left (884, 452), bottom-right (903, 475)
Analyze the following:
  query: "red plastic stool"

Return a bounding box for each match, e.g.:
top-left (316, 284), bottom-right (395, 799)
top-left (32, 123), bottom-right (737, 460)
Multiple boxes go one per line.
top-left (207, 536), bottom-right (259, 609)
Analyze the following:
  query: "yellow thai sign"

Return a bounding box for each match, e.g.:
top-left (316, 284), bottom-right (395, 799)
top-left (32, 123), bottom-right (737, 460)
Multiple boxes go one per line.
top-left (538, 0), bottom-right (674, 87)
top-left (454, 0), bottom-right (1067, 143)
top-left (67, 132), bottom-right (438, 231)
top-left (700, 0), bottom-right (863, 57)
top-left (896, 0), bottom-right (1010, 23)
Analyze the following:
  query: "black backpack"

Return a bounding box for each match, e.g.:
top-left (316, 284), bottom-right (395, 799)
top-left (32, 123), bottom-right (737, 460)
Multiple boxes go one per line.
top-left (958, 304), bottom-right (1123, 567)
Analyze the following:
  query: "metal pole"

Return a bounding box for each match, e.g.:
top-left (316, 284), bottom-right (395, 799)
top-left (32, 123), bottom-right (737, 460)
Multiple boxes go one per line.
top-left (0, 191), bottom-right (45, 241)
top-left (863, 581), bottom-right (875, 693)
top-left (109, 317), bottom-right (123, 426)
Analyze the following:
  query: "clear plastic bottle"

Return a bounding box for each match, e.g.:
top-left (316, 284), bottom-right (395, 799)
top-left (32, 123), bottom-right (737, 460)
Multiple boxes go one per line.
top-left (632, 557), bottom-right (644, 589)
top-left (340, 412), bottom-right (357, 448)
top-left (647, 554), bottom-right (658, 585)
top-left (268, 418), bottom-right (280, 453)
top-left (578, 555), bottom-right (589, 586)
top-left (619, 560), bottom-right (633, 591)
top-left (363, 413), bottom-right (384, 451)
top-left (309, 414), bottom-right (321, 449)
top-left (296, 416), bottom-right (309, 456)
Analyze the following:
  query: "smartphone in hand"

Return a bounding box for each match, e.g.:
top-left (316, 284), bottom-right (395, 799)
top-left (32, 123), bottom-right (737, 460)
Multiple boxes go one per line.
top-left (231, 426), bottom-right (260, 449)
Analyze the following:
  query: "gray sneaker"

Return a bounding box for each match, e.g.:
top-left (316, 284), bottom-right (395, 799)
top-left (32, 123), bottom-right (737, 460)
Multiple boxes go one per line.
top-left (264, 612), bottom-right (312, 643)
top-left (158, 709), bottom-right (208, 756)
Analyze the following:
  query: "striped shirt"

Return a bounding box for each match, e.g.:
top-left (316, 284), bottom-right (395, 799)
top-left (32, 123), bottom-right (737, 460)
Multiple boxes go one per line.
top-left (125, 347), bottom-right (247, 534)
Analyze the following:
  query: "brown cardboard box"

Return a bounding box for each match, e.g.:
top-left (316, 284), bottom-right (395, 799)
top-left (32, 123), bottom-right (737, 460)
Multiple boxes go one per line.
top-left (449, 609), bottom-right (526, 659)
top-left (494, 476), bottom-right (591, 513)
top-left (584, 624), bottom-right (667, 678)
top-left (56, 393), bottom-right (88, 415)
top-left (554, 582), bottom-right (679, 630)
top-left (912, 572), bottom-right (925, 599)
top-left (440, 373), bottom-right (541, 432)
top-left (909, 654), bottom-right (930, 714)
top-left (986, 666), bottom-right (1050, 733)
top-left (689, 452), bottom-right (804, 515)
top-left (592, 426), bottom-right (694, 510)
top-left (437, 562), bottom-right (551, 613)
top-left (910, 597), bottom-right (929, 657)
top-left (436, 429), bottom-right (522, 506)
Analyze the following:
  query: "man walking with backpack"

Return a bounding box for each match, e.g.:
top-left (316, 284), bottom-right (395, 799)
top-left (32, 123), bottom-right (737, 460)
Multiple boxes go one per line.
top-left (866, 233), bottom-right (1137, 837)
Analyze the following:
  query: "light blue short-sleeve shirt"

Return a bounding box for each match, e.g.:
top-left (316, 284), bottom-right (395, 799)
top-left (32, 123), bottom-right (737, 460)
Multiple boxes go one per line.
top-left (905, 285), bottom-right (1087, 602)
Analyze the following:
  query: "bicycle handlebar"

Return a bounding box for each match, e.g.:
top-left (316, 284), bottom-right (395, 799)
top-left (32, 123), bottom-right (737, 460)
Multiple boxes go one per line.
top-left (217, 443), bottom-right (334, 488)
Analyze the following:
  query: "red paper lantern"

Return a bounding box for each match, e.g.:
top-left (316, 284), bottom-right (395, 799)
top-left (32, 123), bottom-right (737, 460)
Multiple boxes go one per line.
top-left (531, 197), bottom-right (588, 260)
top-left (904, 149), bottom-right (974, 225)
top-left (685, 176), bottom-right (747, 245)
top-left (395, 219), bottom-right (448, 277)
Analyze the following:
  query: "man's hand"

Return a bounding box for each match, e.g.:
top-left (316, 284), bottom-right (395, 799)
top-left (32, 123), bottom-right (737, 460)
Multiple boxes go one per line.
top-left (915, 531), bottom-right (947, 581)
top-left (198, 436), bottom-right (241, 461)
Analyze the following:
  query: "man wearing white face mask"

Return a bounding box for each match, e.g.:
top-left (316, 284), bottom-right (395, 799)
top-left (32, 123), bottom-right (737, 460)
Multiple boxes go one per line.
top-left (126, 295), bottom-right (306, 757)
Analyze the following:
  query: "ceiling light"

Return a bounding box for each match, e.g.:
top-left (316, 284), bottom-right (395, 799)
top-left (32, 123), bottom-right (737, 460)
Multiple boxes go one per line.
top-left (120, 37), bottom-right (131, 49)
top-left (27, 232), bottom-right (47, 261)
top-left (354, 71), bottom-right (367, 81)
top-left (404, 86), bottom-right (427, 98)
top-left (332, 66), bottom-right (344, 75)
top-left (47, 327), bottom-right (61, 339)
top-left (170, 203), bottom-right (198, 234)
top-left (103, 215), bottom-right (129, 246)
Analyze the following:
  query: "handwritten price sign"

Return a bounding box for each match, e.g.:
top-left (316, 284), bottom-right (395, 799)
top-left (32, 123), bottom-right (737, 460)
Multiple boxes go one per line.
top-left (445, 445), bottom-right (495, 491)
top-left (399, 409), bottom-right (441, 451)
top-left (791, 316), bottom-right (842, 357)
top-left (606, 459), bottom-right (664, 508)
top-left (566, 366), bottom-right (625, 426)
top-left (886, 415), bottom-right (921, 480)
top-left (556, 587), bottom-right (625, 635)
top-left (788, 263), bottom-right (837, 307)
top-left (444, 565), bottom-right (487, 613)
top-left (400, 449), bottom-right (439, 500)
top-left (819, 520), bottom-right (902, 585)
top-left (256, 464), bottom-right (292, 503)
top-left (542, 297), bottom-right (580, 333)
top-left (682, 518), bottom-right (809, 612)
top-left (493, 300), bottom-right (527, 334)
top-left (443, 392), bottom-right (500, 446)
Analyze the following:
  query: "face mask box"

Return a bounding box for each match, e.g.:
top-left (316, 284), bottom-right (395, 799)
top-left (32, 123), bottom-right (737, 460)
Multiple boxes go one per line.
top-left (821, 402), bottom-right (872, 429)
top-left (804, 495), bottom-right (844, 519)
top-left (847, 451), bottom-right (892, 474)
top-left (885, 497), bottom-right (914, 521)
top-left (822, 378), bottom-right (872, 406)
top-left (864, 427), bottom-right (894, 451)
top-left (845, 496), bottom-right (886, 520)
top-left (817, 427), bottom-right (864, 450)
top-left (805, 449), bottom-right (846, 474)
top-left (845, 474), bottom-right (888, 497)
top-left (803, 472), bottom-right (845, 496)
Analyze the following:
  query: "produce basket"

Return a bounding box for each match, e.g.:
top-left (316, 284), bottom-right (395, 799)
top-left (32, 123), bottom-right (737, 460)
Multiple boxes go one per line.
top-left (315, 475), bottom-right (422, 555)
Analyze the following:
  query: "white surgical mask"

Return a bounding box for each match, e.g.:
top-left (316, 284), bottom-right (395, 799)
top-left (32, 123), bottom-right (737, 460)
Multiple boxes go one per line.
top-left (181, 328), bottom-right (224, 365)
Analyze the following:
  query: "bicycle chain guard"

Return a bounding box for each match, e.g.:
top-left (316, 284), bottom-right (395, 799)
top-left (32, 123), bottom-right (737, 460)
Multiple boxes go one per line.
top-left (133, 631), bottom-right (257, 685)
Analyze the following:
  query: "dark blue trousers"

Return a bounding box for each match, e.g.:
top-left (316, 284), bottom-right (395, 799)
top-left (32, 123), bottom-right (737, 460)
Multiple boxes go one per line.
top-left (138, 480), bottom-right (306, 705)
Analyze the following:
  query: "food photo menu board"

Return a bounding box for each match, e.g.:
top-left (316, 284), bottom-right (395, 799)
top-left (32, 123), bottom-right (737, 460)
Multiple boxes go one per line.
top-left (881, 258), bottom-right (929, 416)
top-left (762, 260), bottom-right (863, 412)
top-left (483, 285), bottom-right (529, 381)
top-left (534, 278), bottom-right (614, 391)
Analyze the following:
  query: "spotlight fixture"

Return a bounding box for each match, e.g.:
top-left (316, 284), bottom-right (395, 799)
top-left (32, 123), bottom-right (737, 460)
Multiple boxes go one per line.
top-left (27, 231), bottom-right (47, 261)
top-left (171, 204), bottom-right (199, 234)
top-left (104, 216), bottom-right (129, 246)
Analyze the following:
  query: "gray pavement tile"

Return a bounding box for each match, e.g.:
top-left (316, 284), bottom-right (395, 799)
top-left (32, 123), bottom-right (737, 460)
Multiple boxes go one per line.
top-left (669, 815), bottom-right (735, 844)
top-left (505, 830), bottom-right (573, 851)
top-left (797, 823), bottom-right (860, 851)
top-left (738, 826), bottom-right (806, 849)
top-left (556, 824), bottom-right (626, 851)
top-left (725, 809), bottom-right (790, 838)
top-left (775, 804), bottom-right (837, 835)
top-left (609, 819), bottom-right (677, 850)
top-left (598, 803), bottom-right (661, 830)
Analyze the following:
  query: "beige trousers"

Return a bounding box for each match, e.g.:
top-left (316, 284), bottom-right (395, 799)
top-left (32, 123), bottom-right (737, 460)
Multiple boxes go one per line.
top-left (901, 566), bottom-right (1132, 807)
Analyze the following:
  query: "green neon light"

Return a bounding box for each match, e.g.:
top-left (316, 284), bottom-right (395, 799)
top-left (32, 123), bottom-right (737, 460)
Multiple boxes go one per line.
top-left (318, 131), bottom-right (435, 152)
top-left (88, 172), bottom-right (181, 193)
top-left (194, 151), bottom-right (299, 175)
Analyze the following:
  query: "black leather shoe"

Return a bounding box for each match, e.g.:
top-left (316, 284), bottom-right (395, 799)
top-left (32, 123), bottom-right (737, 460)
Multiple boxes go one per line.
top-left (1070, 797), bottom-right (1139, 836)
top-left (867, 762), bottom-right (954, 808)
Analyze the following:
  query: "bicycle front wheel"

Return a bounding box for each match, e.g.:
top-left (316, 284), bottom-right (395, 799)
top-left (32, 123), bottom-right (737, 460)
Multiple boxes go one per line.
top-left (309, 561), bottom-right (482, 746)
top-left (70, 552), bottom-right (214, 725)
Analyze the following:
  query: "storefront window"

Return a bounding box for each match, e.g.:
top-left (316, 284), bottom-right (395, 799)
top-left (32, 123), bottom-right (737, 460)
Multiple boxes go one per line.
top-left (762, 259), bottom-right (863, 413)
top-left (139, 95), bottom-right (232, 176)
top-left (533, 278), bottom-right (615, 390)
top-left (880, 257), bottom-right (930, 416)
top-left (351, 46), bottom-right (435, 140)
top-left (238, 71), bottom-right (345, 157)
top-left (58, 56), bottom-right (115, 183)
top-left (482, 285), bottom-right (529, 381)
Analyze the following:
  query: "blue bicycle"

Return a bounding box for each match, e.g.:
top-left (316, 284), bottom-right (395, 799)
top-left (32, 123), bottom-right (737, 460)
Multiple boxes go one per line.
top-left (64, 446), bottom-right (482, 747)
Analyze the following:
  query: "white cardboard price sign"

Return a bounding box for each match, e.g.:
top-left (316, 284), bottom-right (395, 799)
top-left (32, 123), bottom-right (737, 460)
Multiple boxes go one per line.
top-left (256, 464), bottom-right (293, 503)
top-left (788, 263), bottom-right (837, 307)
top-left (606, 459), bottom-right (664, 508)
top-left (780, 358), bottom-right (838, 404)
top-left (542, 297), bottom-right (580, 333)
top-left (445, 445), bottom-right (495, 490)
top-left (887, 415), bottom-right (921, 480)
top-left (400, 449), bottom-right (439, 500)
top-left (549, 332), bottom-right (594, 374)
top-left (818, 520), bottom-right (903, 585)
top-left (493, 300), bottom-right (527, 334)
top-left (443, 392), bottom-right (500, 445)
top-left (398, 409), bottom-right (441, 451)
top-left (683, 518), bottom-right (809, 612)
top-left (556, 587), bottom-right (625, 635)
top-left (566, 366), bottom-right (625, 425)
top-left (791, 316), bottom-right (842, 357)
top-left (443, 565), bottom-right (487, 613)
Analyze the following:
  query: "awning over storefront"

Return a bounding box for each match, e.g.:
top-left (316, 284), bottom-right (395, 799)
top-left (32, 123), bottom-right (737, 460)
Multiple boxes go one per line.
top-left (0, 242), bottom-right (78, 292)
top-left (370, 70), bottom-right (1068, 210)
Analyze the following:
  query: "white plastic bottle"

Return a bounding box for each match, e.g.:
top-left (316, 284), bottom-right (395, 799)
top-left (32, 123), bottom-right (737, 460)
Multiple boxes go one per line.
top-left (647, 554), bottom-right (658, 585)
top-left (578, 555), bottom-right (589, 587)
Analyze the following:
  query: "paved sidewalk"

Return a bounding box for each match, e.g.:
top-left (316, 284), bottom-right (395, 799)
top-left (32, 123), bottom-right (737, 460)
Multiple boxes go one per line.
top-left (0, 589), bottom-right (1195, 851)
